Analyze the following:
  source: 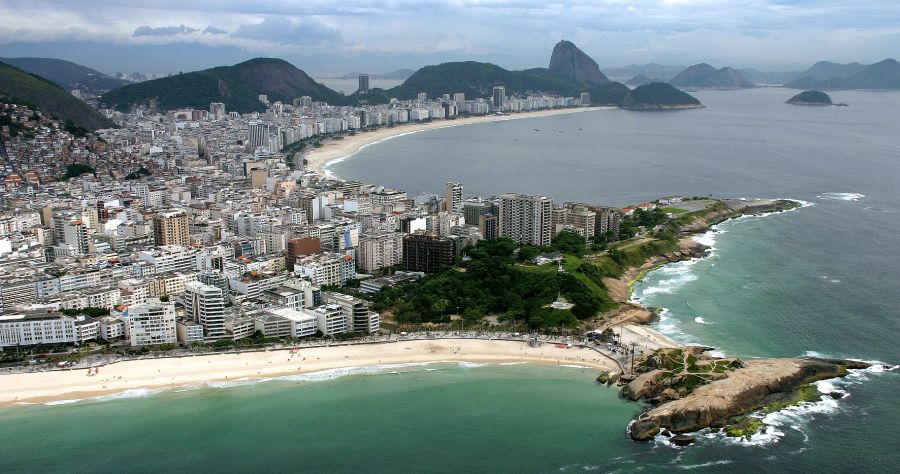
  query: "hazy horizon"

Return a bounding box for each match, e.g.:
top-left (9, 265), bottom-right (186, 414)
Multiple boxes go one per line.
top-left (1, 1), bottom-right (898, 76)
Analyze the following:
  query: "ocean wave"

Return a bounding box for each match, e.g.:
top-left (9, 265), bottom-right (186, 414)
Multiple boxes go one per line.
top-left (817, 192), bottom-right (865, 202)
top-left (693, 317), bottom-right (711, 324)
top-left (676, 460), bottom-right (734, 470)
top-left (44, 388), bottom-right (168, 406)
top-left (691, 230), bottom-right (718, 248)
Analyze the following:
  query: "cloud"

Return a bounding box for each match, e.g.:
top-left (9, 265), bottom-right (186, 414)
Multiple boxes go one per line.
top-left (232, 17), bottom-right (341, 44)
top-left (203, 26), bottom-right (228, 35)
top-left (133, 25), bottom-right (198, 37)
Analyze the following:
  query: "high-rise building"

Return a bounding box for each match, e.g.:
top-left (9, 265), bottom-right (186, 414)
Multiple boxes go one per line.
top-left (402, 233), bottom-right (459, 273)
top-left (324, 292), bottom-right (380, 334)
top-left (479, 214), bottom-right (498, 240)
top-left (498, 193), bottom-right (553, 246)
top-left (248, 121), bottom-right (268, 148)
top-left (127, 298), bottom-right (177, 346)
top-left (153, 210), bottom-right (190, 247)
top-left (417, 92), bottom-right (427, 103)
top-left (358, 74), bottom-right (370, 92)
top-left (492, 86), bottom-right (506, 110)
top-left (358, 232), bottom-right (404, 273)
top-left (209, 102), bottom-right (225, 118)
top-left (445, 182), bottom-right (463, 212)
top-left (453, 92), bottom-right (466, 104)
top-left (580, 92), bottom-right (591, 106)
top-left (184, 281), bottom-right (226, 340)
top-left (463, 198), bottom-right (496, 226)
top-left (286, 238), bottom-right (322, 270)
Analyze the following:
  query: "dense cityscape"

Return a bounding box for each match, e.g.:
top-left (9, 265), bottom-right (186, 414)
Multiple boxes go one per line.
top-left (0, 83), bottom-right (618, 356)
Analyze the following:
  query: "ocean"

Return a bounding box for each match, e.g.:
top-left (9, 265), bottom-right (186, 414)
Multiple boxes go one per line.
top-left (2, 88), bottom-right (899, 472)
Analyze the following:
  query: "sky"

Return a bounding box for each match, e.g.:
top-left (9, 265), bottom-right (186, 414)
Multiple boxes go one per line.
top-left (0, 0), bottom-right (898, 76)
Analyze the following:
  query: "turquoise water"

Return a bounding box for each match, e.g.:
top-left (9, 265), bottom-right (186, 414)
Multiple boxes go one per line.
top-left (2, 88), bottom-right (900, 472)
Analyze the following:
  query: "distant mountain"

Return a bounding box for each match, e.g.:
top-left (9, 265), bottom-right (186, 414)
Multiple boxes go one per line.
top-left (800, 61), bottom-right (867, 81)
top-left (625, 74), bottom-right (665, 86)
top-left (603, 64), bottom-right (685, 82)
top-left (737, 68), bottom-right (803, 85)
top-left (670, 63), bottom-right (755, 89)
top-left (101, 58), bottom-right (351, 113)
top-left (548, 40), bottom-right (609, 87)
top-left (0, 61), bottom-right (115, 131)
top-left (0, 57), bottom-right (127, 94)
top-left (785, 90), bottom-right (833, 106)
top-left (784, 59), bottom-right (900, 89)
top-left (621, 83), bottom-right (703, 110)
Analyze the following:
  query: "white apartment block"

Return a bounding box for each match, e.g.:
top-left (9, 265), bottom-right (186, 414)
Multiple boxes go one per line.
top-left (184, 281), bottom-right (226, 340)
top-left (498, 193), bottom-right (553, 247)
top-left (127, 299), bottom-right (177, 346)
top-left (0, 312), bottom-right (77, 348)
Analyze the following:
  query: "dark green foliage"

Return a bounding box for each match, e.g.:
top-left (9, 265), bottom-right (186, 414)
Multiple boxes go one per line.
top-left (60, 163), bottom-right (95, 180)
top-left (60, 307), bottom-right (109, 318)
top-left (622, 83), bottom-right (702, 109)
top-left (125, 167), bottom-right (152, 180)
top-left (385, 237), bottom-right (616, 327)
top-left (63, 119), bottom-right (89, 138)
top-left (551, 231), bottom-right (587, 256)
top-left (0, 61), bottom-right (116, 131)
top-left (101, 58), bottom-right (353, 113)
top-left (0, 57), bottom-right (128, 94)
top-left (785, 90), bottom-right (832, 104)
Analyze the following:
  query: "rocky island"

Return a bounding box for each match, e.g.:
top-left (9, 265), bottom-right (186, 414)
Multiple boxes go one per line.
top-left (621, 82), bottom-right (704, 110)
top-left (786, 90), bottom-right (835, 106)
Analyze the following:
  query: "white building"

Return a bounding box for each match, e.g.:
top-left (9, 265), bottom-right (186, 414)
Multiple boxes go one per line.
top-left (183, 281), bottom-right (226, 340)
top-left (0, 312), bottom-right (77, 348)
top-left (126, 299), bottom-right (177, 346)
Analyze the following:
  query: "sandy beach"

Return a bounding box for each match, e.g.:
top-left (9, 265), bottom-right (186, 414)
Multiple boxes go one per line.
top-left (0, 338), bottom-right (622, 407)
top-left (304, 106), bottom-right (612, 176)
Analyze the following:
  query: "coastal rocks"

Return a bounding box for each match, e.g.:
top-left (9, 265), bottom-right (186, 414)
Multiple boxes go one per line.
top-left (630, 419), bottom-right (661, 441)
top-left (671, 434), bottom-right (696, 446)
top-left (622, 369), bottom-right (665, 401)
top-left (630, 358), bottom-right (870, 438)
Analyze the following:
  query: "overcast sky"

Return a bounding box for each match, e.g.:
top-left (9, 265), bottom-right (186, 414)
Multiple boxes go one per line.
top-left (1, 0), bottom-right (898, 76)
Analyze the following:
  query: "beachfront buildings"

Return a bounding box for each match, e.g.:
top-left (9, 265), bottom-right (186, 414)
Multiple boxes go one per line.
top-left (126, 299), bottom-right (177, 346)
top-left (324, 292), bottom-right (380, 334)
top-left (184, 282), bottom-right (226, 340)
top-left (0, 311), bottom-right (78, 348)
top-left (498, 193), bottom-right (553, 246)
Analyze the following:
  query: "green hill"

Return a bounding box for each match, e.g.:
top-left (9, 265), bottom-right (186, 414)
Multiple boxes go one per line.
top-left (357, 61), bottom-right (629, 106)
top-left (101, 58), bottom-right (352, 113)
top-left (785, 59), bottom-right (900, 89)
top-left (0, 57), bottom-right (127, 94)
top-left (786, 90), bottom-right (833, 105)
top-left (622, 83), bottom-right (703, 110)
top-left (0, 61), bottom-right (116, 131)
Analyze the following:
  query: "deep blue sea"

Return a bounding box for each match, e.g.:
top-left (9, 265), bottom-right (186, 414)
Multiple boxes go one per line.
top-left (1, 88), bottom-right (898, 472)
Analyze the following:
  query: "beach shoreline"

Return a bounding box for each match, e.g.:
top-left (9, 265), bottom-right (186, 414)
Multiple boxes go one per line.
top-left (0, 338), bottom-right (620, 407)
top-left (303, 106), bottom-right (614, 177)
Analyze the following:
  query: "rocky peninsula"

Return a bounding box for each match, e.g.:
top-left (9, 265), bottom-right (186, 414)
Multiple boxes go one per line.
top-left (592, 198), bottom-right (873, 443)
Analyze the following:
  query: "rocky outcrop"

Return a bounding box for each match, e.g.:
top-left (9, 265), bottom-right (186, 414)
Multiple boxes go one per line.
top-left (548, 40), bottom-right (610, 87)
top-left (630, 419), bottom-right (660, 441)
top-left (628, 358), bottom-right (869, 439)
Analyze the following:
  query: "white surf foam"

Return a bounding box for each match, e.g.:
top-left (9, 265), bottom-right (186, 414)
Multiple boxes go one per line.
top-left (817, 192), bottom-right (865, 202)
top-left (694, 317), bottom-right (711, 324)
